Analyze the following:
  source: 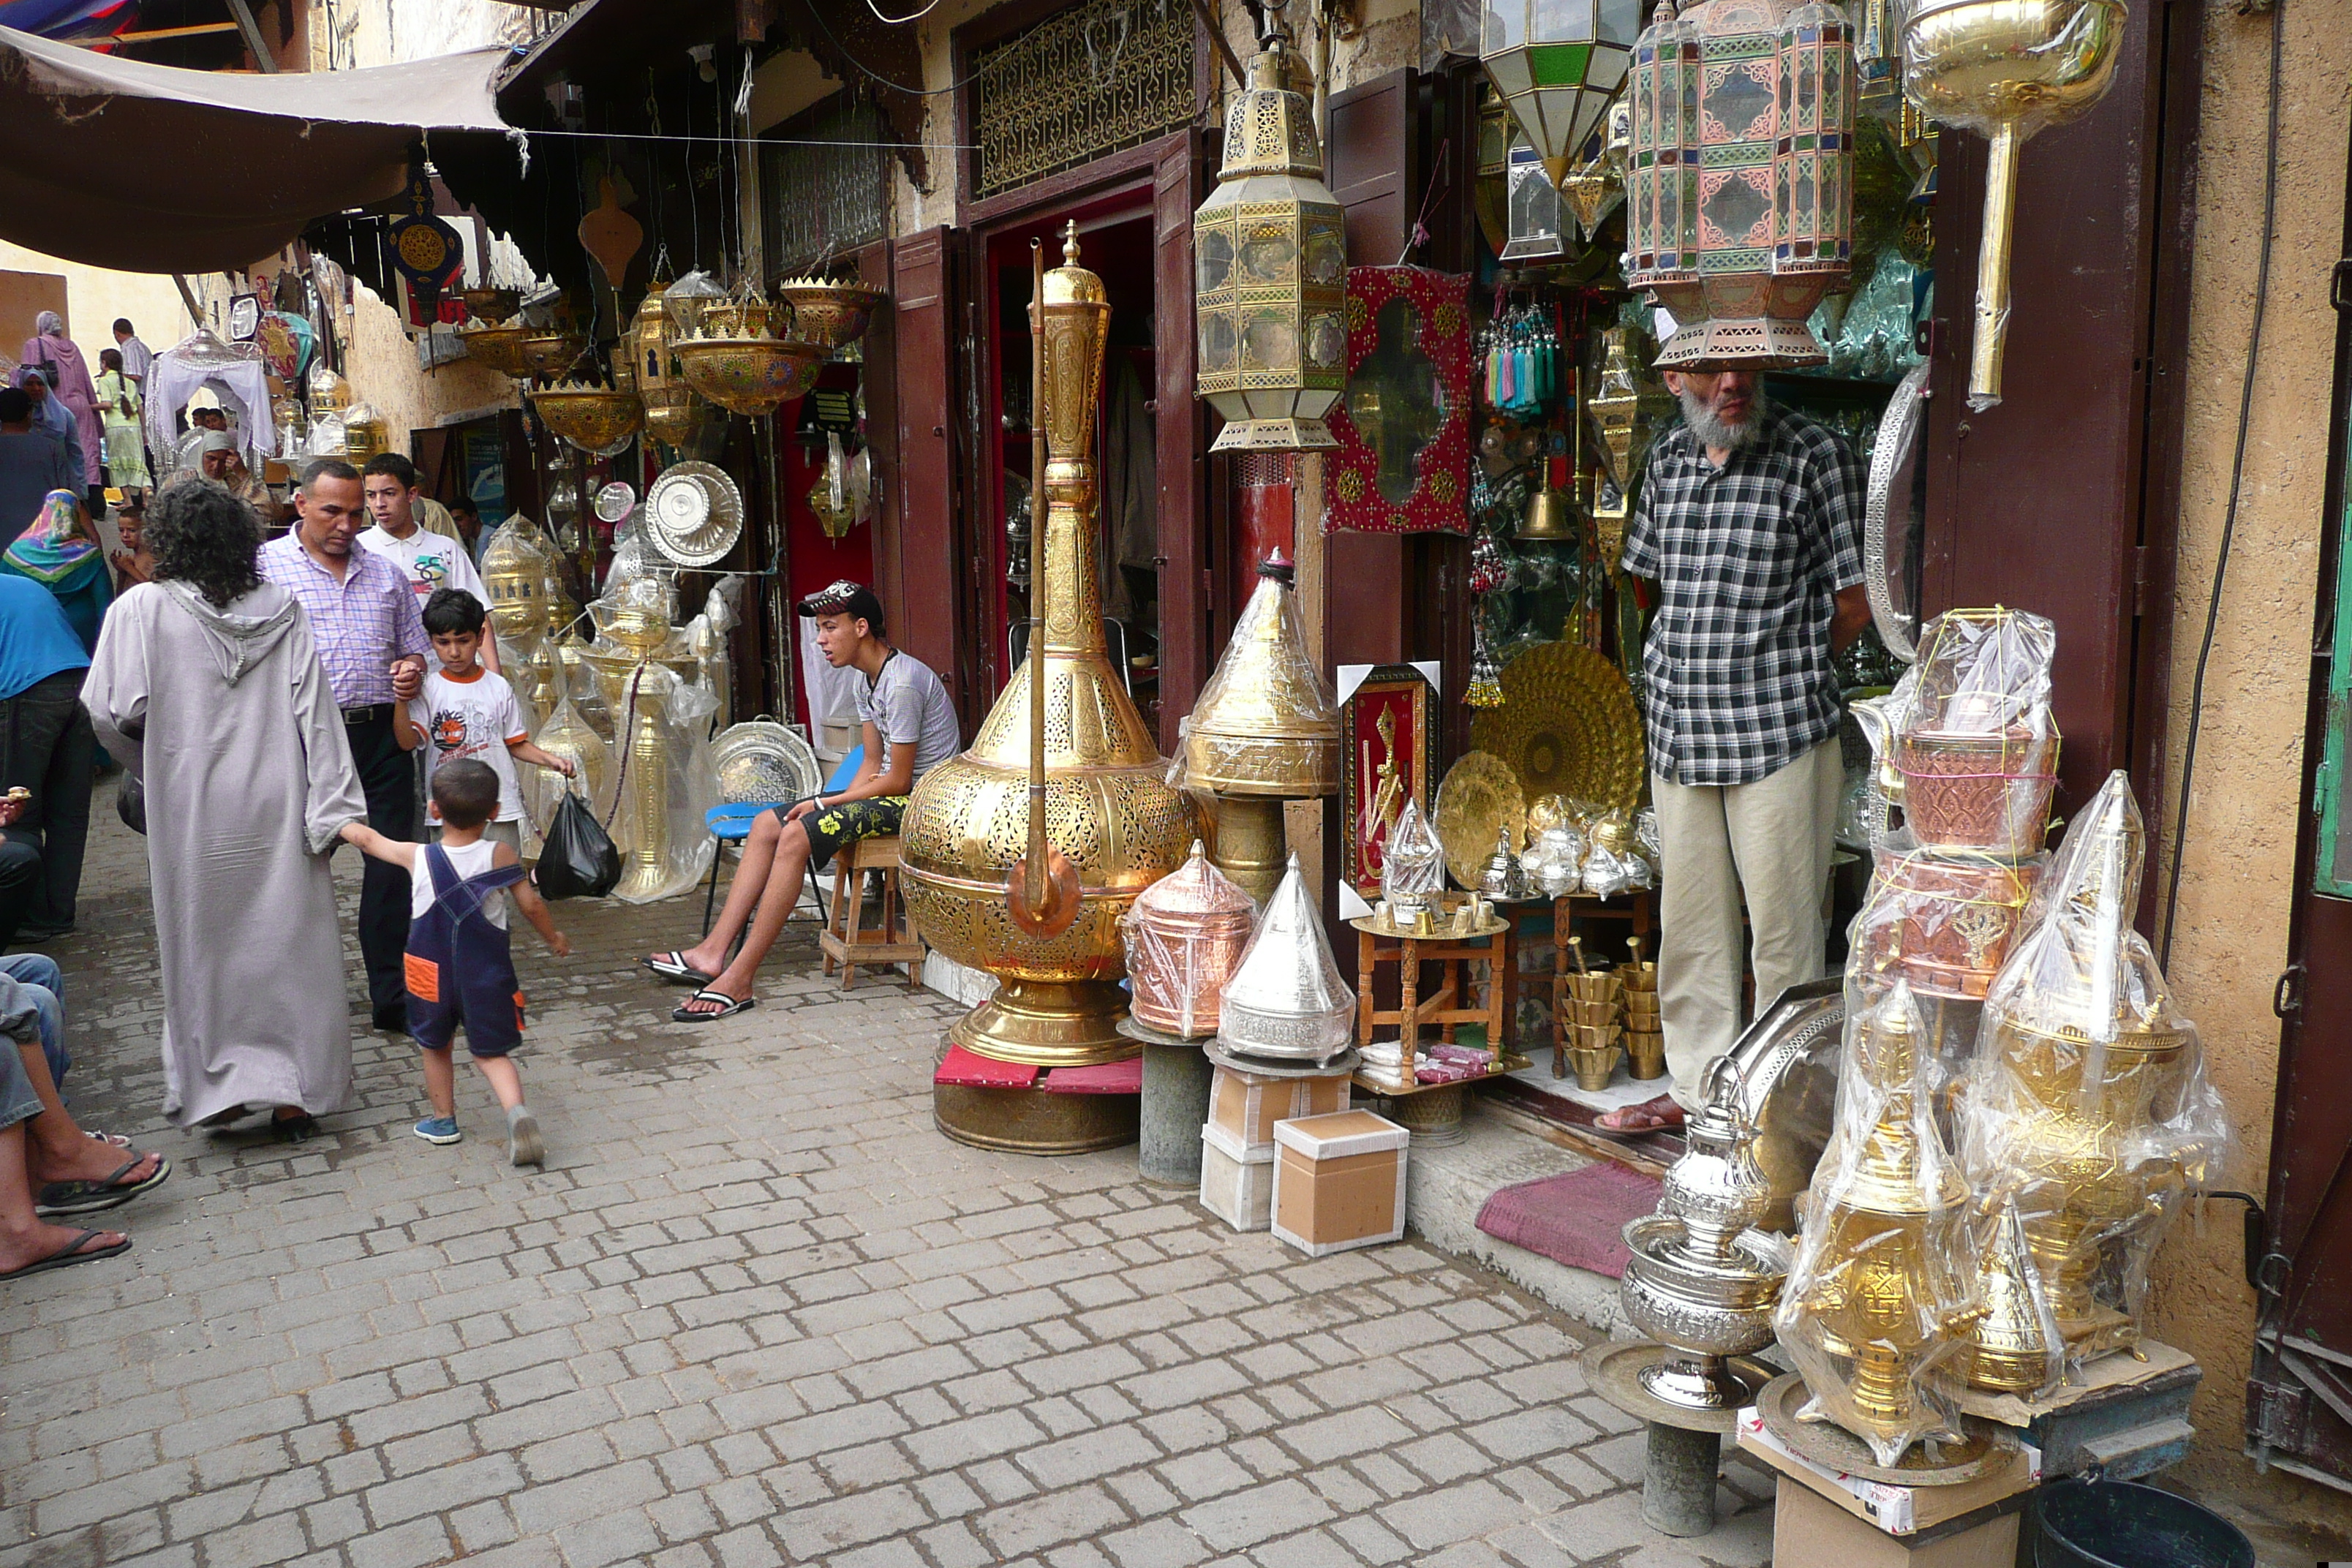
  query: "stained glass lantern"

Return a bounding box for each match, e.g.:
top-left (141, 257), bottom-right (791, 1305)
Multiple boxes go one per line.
top-left (1626, 0), bottom-right (1855, 369)
top-left (1480, 0), bottom-right (1644, 191)
top-left (1194, 26), bottom-right (1348, 453)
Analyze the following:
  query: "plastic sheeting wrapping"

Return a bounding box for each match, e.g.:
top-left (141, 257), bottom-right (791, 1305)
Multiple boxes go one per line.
top-left (1888, 608), bottom-right (2059, 858)
top-left (1953, 770), bottom-right (2235, 1396)
top-left (1521, 823), bottom-right (1587, 897)
top-left (1777, 981), bottom-right (1984, 1467)
top-left (1120, 841), bottom-right (1258, 1039)
top-left (521, 694), bottom-right (611, 856)
top-left (1848, 831), bottom-right (2048, 1011)
top-left (592, 657), bottom-right (717, 903)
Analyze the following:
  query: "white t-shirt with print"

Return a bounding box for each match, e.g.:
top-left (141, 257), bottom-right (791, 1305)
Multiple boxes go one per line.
top-left (407, 668), bottom-right (529, 823)
top-left (361, 522), bottom-right (492, 617)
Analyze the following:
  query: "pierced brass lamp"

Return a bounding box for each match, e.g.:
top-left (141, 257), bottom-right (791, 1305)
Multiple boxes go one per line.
top-left (1194, 25), bottom-right (1347, 453)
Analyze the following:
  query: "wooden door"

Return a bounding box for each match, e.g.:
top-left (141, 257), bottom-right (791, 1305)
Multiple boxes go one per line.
top-left (2247, 212), bottom-right (2352, 1492)
top-left (887, 226), bottom-right (973, 721)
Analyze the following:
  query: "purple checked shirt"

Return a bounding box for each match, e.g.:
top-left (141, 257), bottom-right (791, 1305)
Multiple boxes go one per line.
top-left (259, 532), bottom-right (431, 709)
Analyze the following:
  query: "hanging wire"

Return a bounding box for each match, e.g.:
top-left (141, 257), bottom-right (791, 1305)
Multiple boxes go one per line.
top-left (2157, 0), bottom-right (2285, 969)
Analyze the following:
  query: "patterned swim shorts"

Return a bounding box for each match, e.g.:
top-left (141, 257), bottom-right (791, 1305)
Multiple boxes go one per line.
top-left (783, 794), bottom-right (909, 867)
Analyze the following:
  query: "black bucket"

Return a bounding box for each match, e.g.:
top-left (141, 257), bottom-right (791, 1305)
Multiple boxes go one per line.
top-left (2035, 1480), bottom-right (2255, 1568)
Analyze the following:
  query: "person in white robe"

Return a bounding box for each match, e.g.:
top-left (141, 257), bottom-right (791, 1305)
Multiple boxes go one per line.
top-left (81, 479), bottom-right (367, 1138)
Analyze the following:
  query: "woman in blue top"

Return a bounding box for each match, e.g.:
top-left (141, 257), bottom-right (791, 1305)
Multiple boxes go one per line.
top-left (0, 491), bottom-right (110, 652)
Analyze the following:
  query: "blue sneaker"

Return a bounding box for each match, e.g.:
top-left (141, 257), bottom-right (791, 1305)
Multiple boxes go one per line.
top-left (412, 1115), bottom-right (461, 1145)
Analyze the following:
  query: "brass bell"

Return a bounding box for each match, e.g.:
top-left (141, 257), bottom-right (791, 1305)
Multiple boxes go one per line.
top-left (1517, 480), bottom-right (1575, 541)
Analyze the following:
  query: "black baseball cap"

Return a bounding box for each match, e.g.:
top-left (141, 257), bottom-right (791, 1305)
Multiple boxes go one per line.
top-left (796, 579), bottom-right (885, 626)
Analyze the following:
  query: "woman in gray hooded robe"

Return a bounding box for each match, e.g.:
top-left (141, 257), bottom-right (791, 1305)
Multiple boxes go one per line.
top-left (81, 479), bottom-right (367, 1137)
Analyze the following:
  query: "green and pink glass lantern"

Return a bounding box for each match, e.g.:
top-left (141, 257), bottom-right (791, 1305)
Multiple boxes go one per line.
top-left (1626, 0), bottom-right (1855, 368)
top-left (1480, 0), bottom-right (1645, 195)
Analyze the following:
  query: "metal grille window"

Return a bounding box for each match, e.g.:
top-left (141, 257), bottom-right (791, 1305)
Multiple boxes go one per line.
top-left (762, 99), bottom-right (894, 276)
top-left (971, 0), bottom-right (1195, 200)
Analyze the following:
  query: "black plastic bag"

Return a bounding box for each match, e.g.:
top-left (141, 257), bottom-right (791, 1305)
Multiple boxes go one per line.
top-left (535, 789), bottom-right (620, 900)
top-left (117, 774), bottom-right (146, 835)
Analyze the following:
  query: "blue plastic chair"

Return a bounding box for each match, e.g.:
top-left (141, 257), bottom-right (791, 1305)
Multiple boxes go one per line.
top-left (701, 745), bottom-right (864, 928)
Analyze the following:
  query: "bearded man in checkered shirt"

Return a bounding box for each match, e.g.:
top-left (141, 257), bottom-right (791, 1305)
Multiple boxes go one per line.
top-left (1595, 367), bottom-right (1871, 1137)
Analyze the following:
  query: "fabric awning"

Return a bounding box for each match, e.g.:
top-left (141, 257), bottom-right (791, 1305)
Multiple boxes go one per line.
top-left (0, 26), bottom-right (519, 273)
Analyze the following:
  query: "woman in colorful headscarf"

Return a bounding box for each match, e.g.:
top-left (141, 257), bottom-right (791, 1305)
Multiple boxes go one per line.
top-left (1, 491), bottom-right (112, 652)
top-left (94, 349), bottom-right (149, 502)
top-left (20, 314), bottom-right (101, 509)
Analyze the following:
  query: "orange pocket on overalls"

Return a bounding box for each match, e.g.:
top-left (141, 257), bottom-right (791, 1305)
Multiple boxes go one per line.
top-left (404, 954), bottom-right (440, 1003)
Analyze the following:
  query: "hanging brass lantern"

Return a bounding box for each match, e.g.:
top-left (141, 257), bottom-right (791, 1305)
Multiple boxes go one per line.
top-left (1194, 24), bottom-right (1347, 453)
top-left (1626, 0), bottom-right (1856, 369)
top-left (674, 298), bottom-right (825, 417)
top-left (1587, 325), bottom-right (1674, 561)
top-left (900, 226), bottom-right (1195, 1069)
top-left (630, 286), bottom-right (706, 449)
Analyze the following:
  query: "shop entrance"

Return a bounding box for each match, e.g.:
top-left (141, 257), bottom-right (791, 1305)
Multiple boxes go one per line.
top-left (972, 195), bottom-right (1164, 735)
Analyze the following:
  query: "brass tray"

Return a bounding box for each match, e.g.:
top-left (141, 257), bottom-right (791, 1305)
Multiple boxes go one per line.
top-left (1433, 750), bottom-right (1525, 891)
top-left (1469, 639), bottom-right (1643, 811)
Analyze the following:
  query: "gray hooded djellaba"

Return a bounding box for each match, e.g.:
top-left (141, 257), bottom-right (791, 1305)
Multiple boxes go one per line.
top-left (81, 578), bottom-right (367, 1125)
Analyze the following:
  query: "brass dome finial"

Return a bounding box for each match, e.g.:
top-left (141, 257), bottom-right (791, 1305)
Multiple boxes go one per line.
top-left (1063, 219), bottom-right (1081, 265)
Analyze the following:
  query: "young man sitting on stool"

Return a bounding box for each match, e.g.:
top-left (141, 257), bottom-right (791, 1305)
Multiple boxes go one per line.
top-left (647, 581), bottom-right (960, 1020)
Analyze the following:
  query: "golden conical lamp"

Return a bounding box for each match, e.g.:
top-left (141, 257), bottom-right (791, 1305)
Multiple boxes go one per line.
top-left (1183, 551), bottom-right (1340, 902)
top-left (900, 224), bottom-right (1195, 1071)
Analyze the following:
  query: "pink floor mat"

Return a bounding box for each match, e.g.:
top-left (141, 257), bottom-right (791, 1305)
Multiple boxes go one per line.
top-left (1473, 1161), bottom-right (1663, 1279)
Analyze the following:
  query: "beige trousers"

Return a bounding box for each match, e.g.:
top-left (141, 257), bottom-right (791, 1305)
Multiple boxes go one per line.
top-left (1652, 738), bottom-right (1844, 1110)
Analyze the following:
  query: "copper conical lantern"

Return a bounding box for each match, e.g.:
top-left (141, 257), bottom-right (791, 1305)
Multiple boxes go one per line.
top-left (900, 226), bottom-right (1196, 1072)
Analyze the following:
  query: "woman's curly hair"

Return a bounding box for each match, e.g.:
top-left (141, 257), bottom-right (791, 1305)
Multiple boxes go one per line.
top-left (147, 478), bottom-right (263, 608)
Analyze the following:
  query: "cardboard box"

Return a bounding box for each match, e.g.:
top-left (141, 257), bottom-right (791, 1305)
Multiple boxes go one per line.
top-left (1208, 1064), bottom-right (1351, 1156)
top-left (1199, 1122), bottom-right (1273, 1232)
top-left (1270, 1111), bottom-right (1409, 1257)
top-left (1738, 1410), bottom-right (2040, 1536)
top-left (1772, 1476), bottom-right (2021, 1568)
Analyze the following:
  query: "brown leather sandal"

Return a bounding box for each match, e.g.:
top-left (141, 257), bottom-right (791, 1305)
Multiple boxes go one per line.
top-left (1591, 1094), bottom-right (1686, 1137)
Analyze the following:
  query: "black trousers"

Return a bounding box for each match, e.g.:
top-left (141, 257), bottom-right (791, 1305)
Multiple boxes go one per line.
top-left (336, 712), bottom-right (416, 1015)
top-left (0, 837), bottom-right (41, 949)
top-left (0, 668), bottom-right (95, 932)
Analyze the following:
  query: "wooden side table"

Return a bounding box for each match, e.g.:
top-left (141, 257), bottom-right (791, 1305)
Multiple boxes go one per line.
top-left (1349, 912), bottom-right (1512, 1145)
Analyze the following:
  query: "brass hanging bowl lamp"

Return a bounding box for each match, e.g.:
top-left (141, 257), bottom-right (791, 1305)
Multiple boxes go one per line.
top-left (529, 378), bottom-right (646, 459)
top-left (673, 295), bottom-right (826, 416)
top-left (773, 276), bottom-right (889, 352)
top-left (459, 320), bottom-right (538, 379)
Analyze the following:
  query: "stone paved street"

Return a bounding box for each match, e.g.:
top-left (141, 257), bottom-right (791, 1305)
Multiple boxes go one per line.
top-left (1, 786), bottom-right (1775, 1568)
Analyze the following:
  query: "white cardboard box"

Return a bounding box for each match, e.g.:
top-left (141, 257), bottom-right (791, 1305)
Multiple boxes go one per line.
top-left (1270, 1111), bottom-right (1409, 1257)
top-left (1199, 1121), bottom-right (1274, 1232)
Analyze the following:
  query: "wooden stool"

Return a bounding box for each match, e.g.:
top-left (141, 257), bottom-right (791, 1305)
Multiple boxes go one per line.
top-left (1349, 908), bottom-right (1512, 1145)
top-left (818, 834), bottom-right (926, 990)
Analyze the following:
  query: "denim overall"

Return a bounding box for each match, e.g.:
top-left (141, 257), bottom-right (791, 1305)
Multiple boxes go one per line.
top-left (404, 843), bottom-right (527, 1055)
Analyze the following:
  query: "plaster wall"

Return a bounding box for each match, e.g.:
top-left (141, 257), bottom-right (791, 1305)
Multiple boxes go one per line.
top-left (0, 244), bottom-right (197, 369)
top-left (2148, 0), bottom-right (2352, 1513)
top-left (339, 279), bottom-right (519, 455)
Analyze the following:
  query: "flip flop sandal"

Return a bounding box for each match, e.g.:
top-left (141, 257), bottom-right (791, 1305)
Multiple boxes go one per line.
top-left (36, 1153), bottom-right (171, 1217)
top-left (643, 951), bottom-right (715, 986)
top-left (0, 1227), bottom-right (131, 1281)
top-left (672, 990), bottom-right (755, 1022)
top-left (81, 1131), bottom-right (135, 1150)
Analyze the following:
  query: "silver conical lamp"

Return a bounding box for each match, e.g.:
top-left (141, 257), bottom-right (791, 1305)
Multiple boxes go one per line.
top-left (1215, 853), bottom-right (1357, 1064)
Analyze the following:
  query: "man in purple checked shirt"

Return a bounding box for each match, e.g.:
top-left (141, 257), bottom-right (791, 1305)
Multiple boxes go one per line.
top-left (260, 459), bottom-right (431, 1033)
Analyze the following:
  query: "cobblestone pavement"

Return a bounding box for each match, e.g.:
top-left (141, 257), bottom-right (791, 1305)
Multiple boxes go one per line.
top-left (1, 788), bottom-right (1776, 1568)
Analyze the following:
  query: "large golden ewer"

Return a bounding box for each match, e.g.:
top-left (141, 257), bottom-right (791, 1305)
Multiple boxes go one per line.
top-left (898, 227), bottom-right (1195, 1067)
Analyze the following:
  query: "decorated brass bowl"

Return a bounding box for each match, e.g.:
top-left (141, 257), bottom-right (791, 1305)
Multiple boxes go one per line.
top-left (461, 286), bottom-right (522, 325)
top-left (698, 301), bottom-right (774, 339)
top-left (459, 320), bottom-right (538, 379)
top-left (774, 277), bottom-right (888, 350)
top-left (528, 382), bottom-right (644, 458)
top-left (1434, 751), bottom-right (1526, 891)
top-left (520, 332), bottom-right (589, 380)
top-left (1470, 639), bottom-right (1643, 812)
top-left (674, 335), bottom-right (826, 415)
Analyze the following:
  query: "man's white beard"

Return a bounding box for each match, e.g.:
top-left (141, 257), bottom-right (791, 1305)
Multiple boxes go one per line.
top-left (1678, 386), bottom-right (1766, 452)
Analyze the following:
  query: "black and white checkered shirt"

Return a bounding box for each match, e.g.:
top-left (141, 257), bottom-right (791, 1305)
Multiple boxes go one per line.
top-left (1620, 404), bottom-right (1865, 788)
